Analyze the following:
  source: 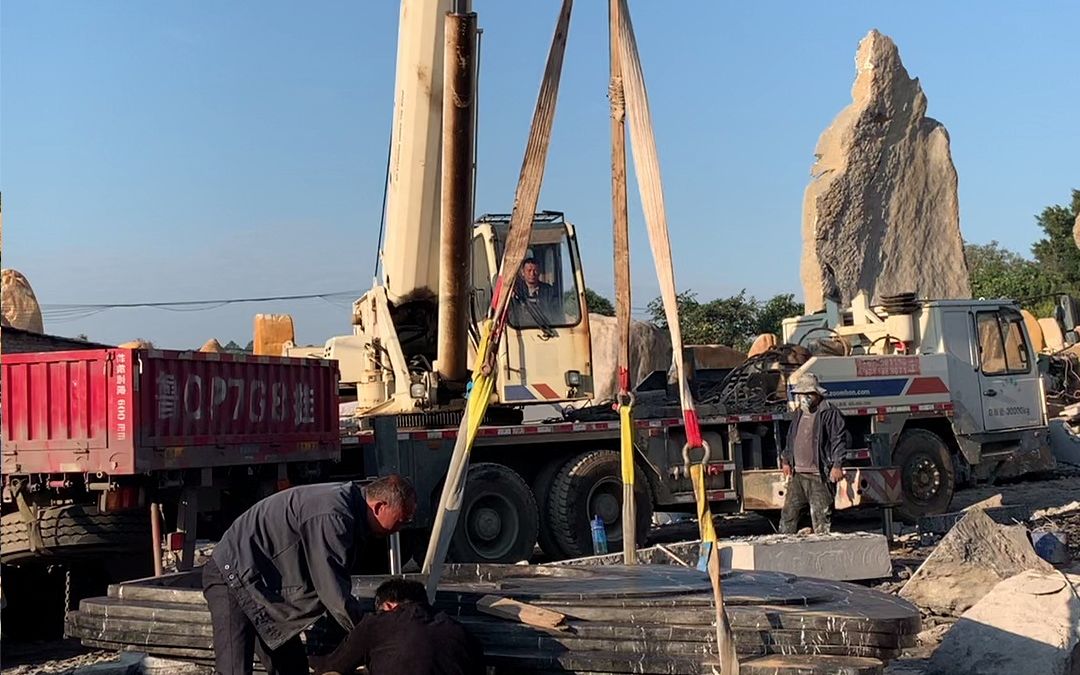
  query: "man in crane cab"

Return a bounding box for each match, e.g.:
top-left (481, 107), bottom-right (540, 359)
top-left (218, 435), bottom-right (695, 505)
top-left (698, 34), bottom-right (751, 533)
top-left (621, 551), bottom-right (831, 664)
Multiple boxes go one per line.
top-left (309, 578), bottom-right (484, 675)
top-left (203, 475), bottom-right (416, 675)
top-left (778, 372), bottom-right (847, 535)
top-left (512, 257), bottom-right (561, 325)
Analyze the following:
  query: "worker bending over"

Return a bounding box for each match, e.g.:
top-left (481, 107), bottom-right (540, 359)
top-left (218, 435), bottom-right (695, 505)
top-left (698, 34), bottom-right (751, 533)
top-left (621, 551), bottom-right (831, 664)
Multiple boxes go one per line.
top-left (203, 475), bottom-right (417, 675)
top-left (310, 578), bottom-right (484, 675)
top-left (779, 372), bottom-right (847, 534)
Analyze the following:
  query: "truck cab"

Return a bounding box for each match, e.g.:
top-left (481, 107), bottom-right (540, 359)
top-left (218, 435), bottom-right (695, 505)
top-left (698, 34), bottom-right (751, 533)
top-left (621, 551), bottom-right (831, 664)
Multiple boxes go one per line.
top-left (782, 295), bottom-right (1054, 519)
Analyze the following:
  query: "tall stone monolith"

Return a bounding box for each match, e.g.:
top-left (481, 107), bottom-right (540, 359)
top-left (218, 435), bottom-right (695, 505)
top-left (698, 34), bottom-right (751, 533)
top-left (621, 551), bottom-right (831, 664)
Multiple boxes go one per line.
top-left (801, 30), bottom-right (970, 313)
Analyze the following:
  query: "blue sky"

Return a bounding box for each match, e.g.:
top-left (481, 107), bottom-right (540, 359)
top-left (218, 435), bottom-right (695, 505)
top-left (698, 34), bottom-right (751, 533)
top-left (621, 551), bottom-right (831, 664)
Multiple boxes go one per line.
top-left (2, 1), bottom-right (1077, 348)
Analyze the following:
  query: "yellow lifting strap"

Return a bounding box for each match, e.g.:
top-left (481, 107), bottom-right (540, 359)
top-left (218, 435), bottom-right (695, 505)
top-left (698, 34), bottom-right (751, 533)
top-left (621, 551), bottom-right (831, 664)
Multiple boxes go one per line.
top-left (613, 0), bottom-right (738, 670)
top-left (423, 0), bottom-right (574, 603)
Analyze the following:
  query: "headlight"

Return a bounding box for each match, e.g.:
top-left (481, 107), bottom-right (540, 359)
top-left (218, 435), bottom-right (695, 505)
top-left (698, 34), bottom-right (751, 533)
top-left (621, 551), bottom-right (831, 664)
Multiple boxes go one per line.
top-left (565, 370), bottom-right (582, 387)
top-left (409, 383), bottom-right (427, 399)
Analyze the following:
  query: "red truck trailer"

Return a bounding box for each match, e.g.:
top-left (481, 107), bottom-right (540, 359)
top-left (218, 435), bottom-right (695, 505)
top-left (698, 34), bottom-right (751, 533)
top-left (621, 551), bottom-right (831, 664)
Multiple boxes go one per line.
top-left (1, 348), bottom-right (340, 565)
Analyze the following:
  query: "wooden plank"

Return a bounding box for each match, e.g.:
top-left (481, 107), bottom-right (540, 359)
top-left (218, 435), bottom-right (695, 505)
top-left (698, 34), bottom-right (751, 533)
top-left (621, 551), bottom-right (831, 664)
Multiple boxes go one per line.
top-left (477, 595), bottom-right (566, 630)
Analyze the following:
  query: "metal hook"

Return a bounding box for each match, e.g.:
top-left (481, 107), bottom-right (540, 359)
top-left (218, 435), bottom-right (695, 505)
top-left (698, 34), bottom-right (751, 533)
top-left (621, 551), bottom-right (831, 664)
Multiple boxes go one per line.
top-left (681, 440), bottom-right (711, 473)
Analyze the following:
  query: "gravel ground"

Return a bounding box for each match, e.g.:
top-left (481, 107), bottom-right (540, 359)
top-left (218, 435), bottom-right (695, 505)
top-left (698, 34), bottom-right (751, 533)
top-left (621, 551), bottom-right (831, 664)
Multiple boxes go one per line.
top-left (6, 472), bottom-right (1078, 675)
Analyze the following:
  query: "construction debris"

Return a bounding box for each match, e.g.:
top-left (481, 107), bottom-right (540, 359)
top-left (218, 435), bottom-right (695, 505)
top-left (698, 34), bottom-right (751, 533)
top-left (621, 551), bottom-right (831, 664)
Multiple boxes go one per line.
top-left (900, 509), bottom-right (1053, 616)
top-left (800, 29), bottom-right (969, 312)
top-left (1, 268), bottom-right (45, 334)
top-left (927, 570), bottom-right (1080, 675)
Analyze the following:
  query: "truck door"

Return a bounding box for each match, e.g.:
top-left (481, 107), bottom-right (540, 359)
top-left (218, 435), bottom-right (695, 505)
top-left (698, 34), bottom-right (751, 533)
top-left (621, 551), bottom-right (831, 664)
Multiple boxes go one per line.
top-left (974, 308), bottom-right (1044, 430)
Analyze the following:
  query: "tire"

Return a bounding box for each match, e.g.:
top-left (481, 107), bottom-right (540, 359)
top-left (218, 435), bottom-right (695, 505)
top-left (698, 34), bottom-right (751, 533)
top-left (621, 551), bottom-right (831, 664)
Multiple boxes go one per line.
top-left (548, 450), bottom-right (653, 559)
top-left (892, 429), bottom-right (955, 524)
top-left (1, 504), bottom-right (150, 564)
top-left (448, 463), bottom-right (539, 564)
top-left (532, 459), bottom-right (569, 559)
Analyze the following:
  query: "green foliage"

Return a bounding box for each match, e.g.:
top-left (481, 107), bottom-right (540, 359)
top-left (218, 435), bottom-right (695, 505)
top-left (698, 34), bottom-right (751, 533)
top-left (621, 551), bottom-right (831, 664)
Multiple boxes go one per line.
top-left (965, 240), bottom-right (1057, 314)
top-left (583, 288), bottom-right (616, 317)
top-left (1031, 189), bottom-right (1080, 294)
top-left (646, 290), bottom-right (804, 351)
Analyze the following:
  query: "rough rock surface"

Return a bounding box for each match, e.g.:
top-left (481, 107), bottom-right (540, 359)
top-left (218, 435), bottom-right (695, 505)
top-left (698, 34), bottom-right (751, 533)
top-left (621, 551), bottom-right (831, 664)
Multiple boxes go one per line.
top-left (927, 570), bottom-right (1080, 675)
top-left (747, 333), bottom-right (778, 357)
top-left (199, 338), bottom-right (224, 353)
top-left (1074, 211), bottom-right (1080, 250)
top-left (1, 268), bottom-right (44, 333)
top-left (253, 313), bottom-right (295, 356)
top-left (801, 30), bottom-right (970, 313)
top-left (589, 313), bottom-right (672, 402)
top-left (899, 508), bottom-right (1052, 616)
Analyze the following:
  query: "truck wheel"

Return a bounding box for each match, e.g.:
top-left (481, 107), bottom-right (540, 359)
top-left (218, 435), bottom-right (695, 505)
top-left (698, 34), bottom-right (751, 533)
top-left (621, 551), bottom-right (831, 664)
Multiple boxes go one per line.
top-left (532, 459), bottom-right (569, 559)
top-left (1, 505), bottom-right (150, 564)
top-left (549, 450), bottom-right (653, 559)
top-left (893, 429), bottom-right (955, 524)
top-left (448, 463), bottom-right (539, 564)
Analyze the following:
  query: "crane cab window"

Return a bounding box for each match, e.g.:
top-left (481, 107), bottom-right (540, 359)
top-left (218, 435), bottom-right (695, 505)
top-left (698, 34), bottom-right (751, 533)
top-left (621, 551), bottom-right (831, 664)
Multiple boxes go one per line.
top-left (976, 310), bottom-right (1031, 375)
top-left (504, 229), bottom-right (582, 330)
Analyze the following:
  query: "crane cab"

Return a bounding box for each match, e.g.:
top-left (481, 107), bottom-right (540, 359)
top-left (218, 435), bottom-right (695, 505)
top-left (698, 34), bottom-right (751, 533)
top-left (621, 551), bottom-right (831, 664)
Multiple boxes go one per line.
top-left (471, 212), bottom-right (593, 406)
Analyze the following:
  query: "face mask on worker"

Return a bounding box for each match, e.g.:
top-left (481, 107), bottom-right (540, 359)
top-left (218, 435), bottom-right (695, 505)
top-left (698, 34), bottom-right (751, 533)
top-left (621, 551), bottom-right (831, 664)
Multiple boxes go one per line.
top-left (796, 394), bottom-right (815, 412)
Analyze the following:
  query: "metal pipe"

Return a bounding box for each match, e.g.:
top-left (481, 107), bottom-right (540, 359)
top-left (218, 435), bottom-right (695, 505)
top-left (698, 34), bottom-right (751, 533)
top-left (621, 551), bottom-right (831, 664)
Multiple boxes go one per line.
top-left (435, 9), bottom-right (478, 383)
top-left (388, 531), bottom-right (403, 575)
top-left (150, 503), bottom-right (164, 577)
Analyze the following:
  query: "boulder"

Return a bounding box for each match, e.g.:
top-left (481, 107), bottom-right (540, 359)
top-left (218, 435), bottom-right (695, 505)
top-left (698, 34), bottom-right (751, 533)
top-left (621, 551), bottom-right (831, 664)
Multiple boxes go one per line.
top-left (747, 333), bottom-right (778, 357)
top-left (927, 571), bottom-right (1080, 675)
top-left (1, 268), bottom-right (44, 333)
top-left (253, 313), bottom-right (295, 356)
top-left (1074, 211), bottom-right (1079, 250)
top-left (589, 313), bottom-right (671, 401)
top-left (899, 508), bottom-right (1052, 616)
top-left (118, 339), bottom-right (155, 349)
top-left (801, 30), bottom-right (970, 313)
top-left (1021, 309), bottom-right (1045, 353)
top-left (199, 338), bottom-right (224, 353)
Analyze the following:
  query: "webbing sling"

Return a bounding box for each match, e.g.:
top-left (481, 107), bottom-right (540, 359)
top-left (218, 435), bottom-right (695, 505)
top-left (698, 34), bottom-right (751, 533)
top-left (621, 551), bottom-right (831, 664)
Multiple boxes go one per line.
top-left (614, 0), bottom-right (738, 670)
top-left (422, 0), bottom-right (574, 603)
top-left (608, 0), bottom-right (637, 565)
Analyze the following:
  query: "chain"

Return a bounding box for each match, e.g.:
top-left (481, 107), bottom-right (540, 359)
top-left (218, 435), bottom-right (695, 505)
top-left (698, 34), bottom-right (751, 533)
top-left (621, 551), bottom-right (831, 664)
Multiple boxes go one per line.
top-left (64, 565), bottom-right (72, 613)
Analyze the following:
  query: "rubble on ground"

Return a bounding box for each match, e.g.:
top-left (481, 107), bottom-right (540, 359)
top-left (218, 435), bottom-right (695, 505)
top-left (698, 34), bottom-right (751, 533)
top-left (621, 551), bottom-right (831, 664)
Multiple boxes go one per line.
top-left (899, 508), bottom-right (1053, 617)
top-left (800, 29), bottom-right (969, 312)
top-left (927, 570), bottom-right (1080, 675)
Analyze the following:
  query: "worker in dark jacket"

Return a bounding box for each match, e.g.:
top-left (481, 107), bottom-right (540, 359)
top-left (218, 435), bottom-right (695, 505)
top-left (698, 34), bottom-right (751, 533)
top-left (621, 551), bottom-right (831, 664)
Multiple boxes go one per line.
top-left (779, 372), bottom-right (847, 534)
top-left (203, 475), bottom-right (417, 675)
top-left (310, 578), bottom-right (484, 675)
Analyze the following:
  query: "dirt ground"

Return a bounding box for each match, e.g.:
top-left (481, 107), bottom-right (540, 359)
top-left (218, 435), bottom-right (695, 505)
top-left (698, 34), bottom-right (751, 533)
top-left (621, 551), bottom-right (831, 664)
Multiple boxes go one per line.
top-left (5, 471), bottom-right (1078, 675)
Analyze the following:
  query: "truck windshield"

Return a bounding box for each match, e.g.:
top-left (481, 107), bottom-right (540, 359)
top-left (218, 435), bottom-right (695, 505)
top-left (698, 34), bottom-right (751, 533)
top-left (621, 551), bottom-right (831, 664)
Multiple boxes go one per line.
top-left (503, 228), bottom-right (582, 330)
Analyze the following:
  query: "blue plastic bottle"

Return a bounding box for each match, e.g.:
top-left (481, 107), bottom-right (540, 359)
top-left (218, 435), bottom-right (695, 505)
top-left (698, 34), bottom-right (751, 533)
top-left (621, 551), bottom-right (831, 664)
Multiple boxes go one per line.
top-left (591, 515), bottom-right (609, 555)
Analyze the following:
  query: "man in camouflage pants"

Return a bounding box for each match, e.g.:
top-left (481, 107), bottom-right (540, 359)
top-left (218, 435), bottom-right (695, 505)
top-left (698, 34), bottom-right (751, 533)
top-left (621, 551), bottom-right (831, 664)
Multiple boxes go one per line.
top-left (779, 373), bottom-right (848, 534)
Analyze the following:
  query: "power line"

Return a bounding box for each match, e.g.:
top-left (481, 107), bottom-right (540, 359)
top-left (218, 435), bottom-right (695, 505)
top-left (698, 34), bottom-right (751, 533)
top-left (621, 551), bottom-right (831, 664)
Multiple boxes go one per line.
top-left (41, 289), bottom-right (365, 323)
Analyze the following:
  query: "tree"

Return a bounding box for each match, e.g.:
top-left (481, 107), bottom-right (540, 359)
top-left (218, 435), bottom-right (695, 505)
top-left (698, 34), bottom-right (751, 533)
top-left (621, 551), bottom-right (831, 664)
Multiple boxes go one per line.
top-left (583, 288), bottom-right (615, 317)
top-left (1031, 189), bottom-right (1080, 293)
top-left (966, 241), bottom-right (1057, 315)
top-left (754, 294), bottom-right (804, 337)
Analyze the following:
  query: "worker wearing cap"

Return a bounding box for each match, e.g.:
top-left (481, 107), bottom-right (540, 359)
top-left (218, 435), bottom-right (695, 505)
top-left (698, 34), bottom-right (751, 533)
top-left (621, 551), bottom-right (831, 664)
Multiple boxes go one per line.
top-left (779, 372), bottom-right (848, 534)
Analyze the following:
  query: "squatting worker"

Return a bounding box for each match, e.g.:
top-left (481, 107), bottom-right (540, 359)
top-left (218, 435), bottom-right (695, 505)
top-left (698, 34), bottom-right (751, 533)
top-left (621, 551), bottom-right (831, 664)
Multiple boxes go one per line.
top-left (310, 578), bottom-right (484, 675)
top-left (778, 372), bottom-right (847, 534)
top-left (203, 475), bottom-right (417, 675)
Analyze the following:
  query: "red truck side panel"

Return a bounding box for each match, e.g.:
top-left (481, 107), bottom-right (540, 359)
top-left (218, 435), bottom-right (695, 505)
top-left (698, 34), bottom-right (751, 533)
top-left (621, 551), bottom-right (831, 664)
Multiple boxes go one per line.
top-left (3, 349), bottom-right (339, 476)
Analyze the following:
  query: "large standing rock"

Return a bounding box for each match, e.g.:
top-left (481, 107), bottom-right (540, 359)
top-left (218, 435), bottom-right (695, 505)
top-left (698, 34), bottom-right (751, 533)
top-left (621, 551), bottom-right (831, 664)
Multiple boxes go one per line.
top-left (1073, 211), bottom-right (1079, 249)
top-left (1, 269), bottom-right (45, 334)
top-left (801, 30), bottom-right (970, 313)
top-left (928, 570), bottom-right (1080, 675)
top-left (589, 314), bottom-right (672, 402)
